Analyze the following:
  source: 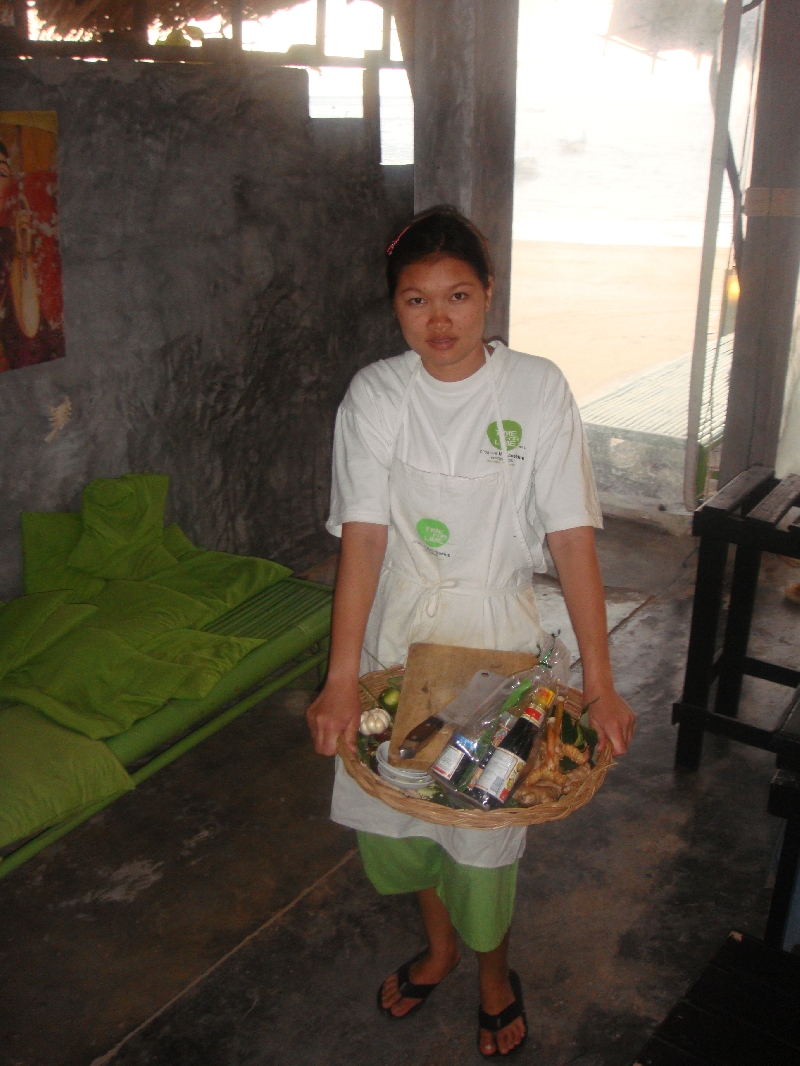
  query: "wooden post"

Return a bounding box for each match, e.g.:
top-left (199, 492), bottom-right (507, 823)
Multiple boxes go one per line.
top-left (316, 0), bottom-right (326, 62)
top-left (131, 0), bottom-right (148, 43)
top-left (382, 0), bottom-right (392, 61)
top-left (719, 0), bottom-right (800, 485)
top-left (230, 0), bottom-right (243, 49)
top-left (12, 0), bottom-right (28, 39)
top-left (391, 0), bottom-right (415, 93)
top-left (363, 51), bottom-right (382, 166)
top-left (413, 0), bottom-right (519, 342)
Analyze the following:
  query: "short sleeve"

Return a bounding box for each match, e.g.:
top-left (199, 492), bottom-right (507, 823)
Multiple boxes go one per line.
top-left (527, 367), bottom-right (602, 534)
top-left (326, 376), bottom-right (394, 538)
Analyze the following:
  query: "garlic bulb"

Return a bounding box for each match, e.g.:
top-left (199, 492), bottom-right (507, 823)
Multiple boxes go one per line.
top-left (359, 708), bottom-right (392, 736)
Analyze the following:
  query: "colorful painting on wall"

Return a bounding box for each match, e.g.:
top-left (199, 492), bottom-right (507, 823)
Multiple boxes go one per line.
top-left (0, 111), bottom-right (65, 373)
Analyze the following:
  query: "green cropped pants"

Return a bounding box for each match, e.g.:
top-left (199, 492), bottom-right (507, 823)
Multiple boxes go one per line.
top-left (357, 831), bottom-right (518, 953)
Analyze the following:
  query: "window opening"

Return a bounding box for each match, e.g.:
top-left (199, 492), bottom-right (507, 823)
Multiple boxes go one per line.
top-left (380, 66), bottom-right (413, 165)
top-left (511, 0), bottom-right (762, 525)
top-left (309, 66), bottom-right (364, 118)
top-left (322, 0), bottom-right (383, 59)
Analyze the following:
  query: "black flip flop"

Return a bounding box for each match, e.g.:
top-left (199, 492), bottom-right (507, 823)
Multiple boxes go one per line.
top-left (377, 948), bottom-right (456, 1020)
top-left (477, 969), bottom-right (528, 1058)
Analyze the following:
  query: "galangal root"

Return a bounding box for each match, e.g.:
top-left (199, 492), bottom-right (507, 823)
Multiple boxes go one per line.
top-left (514, 695), bottom-right (594, 807)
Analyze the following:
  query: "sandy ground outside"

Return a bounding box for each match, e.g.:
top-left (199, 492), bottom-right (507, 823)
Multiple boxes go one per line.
top-left (509, 241), bottom-right (730, 403)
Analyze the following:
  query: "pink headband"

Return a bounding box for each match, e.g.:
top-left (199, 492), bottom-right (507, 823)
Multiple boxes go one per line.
top-left (386, 224), bottom-right (412, 256)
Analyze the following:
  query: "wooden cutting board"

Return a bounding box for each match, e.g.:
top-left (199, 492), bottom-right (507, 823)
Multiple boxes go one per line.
top-left (388, 642), bottom-right (540, 769)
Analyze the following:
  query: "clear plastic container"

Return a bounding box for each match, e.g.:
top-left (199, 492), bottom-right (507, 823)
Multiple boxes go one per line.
top-left (429, 636), bottom-right (568, 806)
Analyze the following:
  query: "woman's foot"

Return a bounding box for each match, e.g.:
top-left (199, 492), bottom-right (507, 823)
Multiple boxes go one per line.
top-left (379, 945), bottom-right (460, 1018)
top-left (478, 969), bottom-right (528, 1056)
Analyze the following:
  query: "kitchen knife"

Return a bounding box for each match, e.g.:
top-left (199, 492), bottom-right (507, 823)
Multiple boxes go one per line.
top-left (398, 669), bottom-right (506, 760)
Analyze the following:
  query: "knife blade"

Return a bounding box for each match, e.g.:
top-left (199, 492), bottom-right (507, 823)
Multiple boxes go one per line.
top-left (398, 670), bottom-right (506, 760)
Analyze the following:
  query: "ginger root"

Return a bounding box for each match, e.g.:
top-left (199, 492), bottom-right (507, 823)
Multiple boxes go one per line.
top-left (515, 780), bottom-right (562, 807)
top-left (514, 698), bottom-right (595, 805)
top-left (561, 742), bottom-right (590, 765)
top-left (561, 764), bottom-right (592, 793)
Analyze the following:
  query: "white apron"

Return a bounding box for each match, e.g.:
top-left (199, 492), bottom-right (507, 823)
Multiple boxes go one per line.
top-left (331, 350), bottom-right (549, 868)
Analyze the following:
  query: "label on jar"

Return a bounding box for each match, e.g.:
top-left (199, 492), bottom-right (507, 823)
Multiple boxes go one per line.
top-left (490, 712), bottom-right (516, 747)
top-left (529, 686), bottom-right (556, 711)
top-left (432, 745), bottom-right (465, 781)
top-left (452, 731), bottom-right (479, 758)
top-left (475, 749), bottom-right (524, 803)
top-left (520, 705), bottom-right (547, 728)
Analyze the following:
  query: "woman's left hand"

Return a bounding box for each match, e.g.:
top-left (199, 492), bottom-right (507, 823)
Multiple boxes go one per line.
top-left (586, 688), bottom-right (636, 755)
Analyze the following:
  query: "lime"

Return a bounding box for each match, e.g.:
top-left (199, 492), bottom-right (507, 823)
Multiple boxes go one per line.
top-left (378, 687), bottom-right (401, 712)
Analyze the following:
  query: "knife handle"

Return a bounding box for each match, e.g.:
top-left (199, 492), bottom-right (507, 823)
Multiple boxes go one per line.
top-left (398, 716), bottom-right (445, 759)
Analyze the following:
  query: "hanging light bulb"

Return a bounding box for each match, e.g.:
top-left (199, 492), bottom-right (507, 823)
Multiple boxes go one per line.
top-left (721, 267), bottom-right (739, 336)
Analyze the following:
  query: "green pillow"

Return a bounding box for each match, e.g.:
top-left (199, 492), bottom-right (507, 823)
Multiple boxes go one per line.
top-left (21, 512), bottom-right (104, 598)
top-left (0, 704), bottom-right (134, 849)
top-left (162, 523), bottom-right (205, 562)
top-left (67, 474), bottom-right (178, 580)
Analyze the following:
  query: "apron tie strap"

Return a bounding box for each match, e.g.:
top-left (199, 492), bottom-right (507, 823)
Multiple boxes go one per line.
top-left (422, 579), bottom-right (459, 618)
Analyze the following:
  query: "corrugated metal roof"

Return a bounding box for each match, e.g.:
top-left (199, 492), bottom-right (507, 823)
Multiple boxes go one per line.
top-left (580, 335), bottom-right (733, 444)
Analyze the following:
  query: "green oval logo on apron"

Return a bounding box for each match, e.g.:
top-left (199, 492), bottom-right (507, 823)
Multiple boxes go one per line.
top-left (416, 518), bottom-right (450, 547)
top-left (487, 420), bottom-right (522, 450)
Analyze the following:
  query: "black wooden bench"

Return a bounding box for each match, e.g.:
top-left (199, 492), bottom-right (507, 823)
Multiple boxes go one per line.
top-left (633, 930), bottom-right (800, 1065)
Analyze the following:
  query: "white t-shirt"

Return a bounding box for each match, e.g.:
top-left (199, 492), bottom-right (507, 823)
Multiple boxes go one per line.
top-left (327, 343), bottom-right (601, 561)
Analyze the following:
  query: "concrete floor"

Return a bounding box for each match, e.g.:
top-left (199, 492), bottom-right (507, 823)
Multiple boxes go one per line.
top-left (1, 519), bottom-right (798, 1066)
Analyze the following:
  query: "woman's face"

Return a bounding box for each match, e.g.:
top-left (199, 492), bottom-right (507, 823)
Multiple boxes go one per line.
top-left (392, 254), bottom-right (492, 381)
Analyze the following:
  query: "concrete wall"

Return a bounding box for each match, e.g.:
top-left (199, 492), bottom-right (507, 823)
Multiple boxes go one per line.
top-left (0, 58), bottom-right (413, 599)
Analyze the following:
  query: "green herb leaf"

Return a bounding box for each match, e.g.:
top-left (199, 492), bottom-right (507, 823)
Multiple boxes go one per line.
top-left (561, 714), bottom-right (579, 745)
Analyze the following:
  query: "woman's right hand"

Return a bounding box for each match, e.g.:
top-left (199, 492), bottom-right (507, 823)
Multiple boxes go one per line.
top-left (306, 677), bottom-right (362, 756)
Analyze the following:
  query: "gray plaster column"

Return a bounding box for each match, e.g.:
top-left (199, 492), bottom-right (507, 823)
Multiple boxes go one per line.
top-left (719, 0), bottom-right (800, 483)
top-left (413, 0), bottom-right (519, 342)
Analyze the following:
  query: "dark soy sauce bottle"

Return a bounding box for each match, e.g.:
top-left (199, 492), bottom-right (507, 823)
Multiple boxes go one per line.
top-left (464, 693), bottom-right (553, 810)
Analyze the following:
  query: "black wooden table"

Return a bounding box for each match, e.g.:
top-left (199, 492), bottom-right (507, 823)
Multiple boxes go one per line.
top-left (633, 930), bottom-right (800, 1065)
top-left (673, 465), bottom-right (800, 772)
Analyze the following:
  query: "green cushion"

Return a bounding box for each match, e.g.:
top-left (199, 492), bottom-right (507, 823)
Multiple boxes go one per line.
top-left (67, 474), bottom-right (178, 580)
top-left (0, 705), bottom-right (134, 849)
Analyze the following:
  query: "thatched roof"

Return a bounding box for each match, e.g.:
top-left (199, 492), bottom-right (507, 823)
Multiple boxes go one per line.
top-left (33, 0), bottom-right (414, 76)
top-left (36, 0), bottom-right (301, 37)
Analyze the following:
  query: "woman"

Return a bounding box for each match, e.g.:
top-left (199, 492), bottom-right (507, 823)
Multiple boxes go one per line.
top-left (307, 207), bottom-right (635, 1057)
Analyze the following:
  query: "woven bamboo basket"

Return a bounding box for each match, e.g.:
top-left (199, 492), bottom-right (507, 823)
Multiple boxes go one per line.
top-left (337, 667), bottom-right (613, 829)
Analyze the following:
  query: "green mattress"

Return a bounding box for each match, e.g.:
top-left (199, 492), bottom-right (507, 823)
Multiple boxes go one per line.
top-left (107, 577), bottom-right (332, 765)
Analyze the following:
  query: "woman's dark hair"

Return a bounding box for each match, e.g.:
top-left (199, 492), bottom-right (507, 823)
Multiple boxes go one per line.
top-left (386, 205), bottom-right (493, 299)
